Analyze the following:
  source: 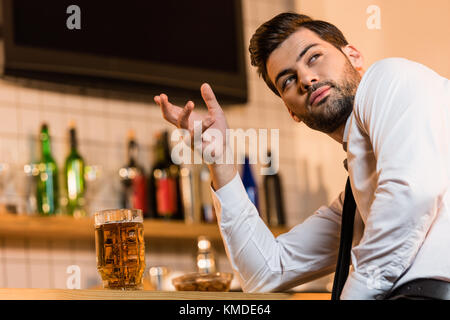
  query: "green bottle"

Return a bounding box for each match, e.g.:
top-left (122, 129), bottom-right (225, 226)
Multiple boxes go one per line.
top-left (37, 123), bottom-right (59, 215)
top-left (65, 121), bottom-right (85, 217)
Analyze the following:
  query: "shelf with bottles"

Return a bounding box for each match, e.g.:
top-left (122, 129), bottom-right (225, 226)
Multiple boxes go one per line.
top-left (0, 213), bottom-right (289, 241)
top-left (10, 124), bottom-right (291, 242)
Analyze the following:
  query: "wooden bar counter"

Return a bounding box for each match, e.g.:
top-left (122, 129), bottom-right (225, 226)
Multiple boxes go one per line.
top-left (0, 289), bottom-right (330, 300)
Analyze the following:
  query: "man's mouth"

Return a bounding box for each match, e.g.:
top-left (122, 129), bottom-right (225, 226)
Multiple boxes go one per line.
top-left (309, 86), bottom-right (331, 107)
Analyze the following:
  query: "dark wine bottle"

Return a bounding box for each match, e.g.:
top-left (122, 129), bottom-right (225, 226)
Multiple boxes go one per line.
top-left (119, 130), bottom-right (148, 216)
top-left (148, 131), bottom-right (183, 220)
top-left (263, 152), bottom-right (285, 226)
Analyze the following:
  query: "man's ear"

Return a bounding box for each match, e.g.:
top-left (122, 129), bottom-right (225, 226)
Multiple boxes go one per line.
top-left (342, 45), bottom-right (364, 74)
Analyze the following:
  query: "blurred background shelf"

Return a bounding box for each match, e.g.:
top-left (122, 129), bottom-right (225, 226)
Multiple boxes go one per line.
top-left (0, 214), bottom-right (288, 242)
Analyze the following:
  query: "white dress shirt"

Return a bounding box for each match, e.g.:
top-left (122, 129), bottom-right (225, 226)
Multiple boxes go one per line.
top-left (210, 58), bottom-right (450, 299)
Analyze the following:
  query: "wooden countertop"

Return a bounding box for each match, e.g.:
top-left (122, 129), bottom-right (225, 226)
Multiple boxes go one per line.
top-left (0, 289), bottom-right (330, 300)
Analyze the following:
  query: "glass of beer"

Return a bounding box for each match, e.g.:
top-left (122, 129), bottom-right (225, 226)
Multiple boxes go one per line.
top-left (94, 209), bottom-right (146, 290)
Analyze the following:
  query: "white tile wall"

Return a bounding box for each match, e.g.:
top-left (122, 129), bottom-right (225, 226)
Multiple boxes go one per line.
top-left (29, 262), bottom-right (52, 289)
top-left (78, 262), bottom-right (99, 289)
top-left (51, 262), bottom-right (73, 289)
top-left (0, 81), bottom-right (16, 103)
top-left (5, 261), bottom-right (28, 288)
top-left (17, 82), bottom-right (41, 107)
top-left (4, 239), bottom-right (27, 260)
top-left (0, 105), bottom-right (18, 136)
top-left (84, 93), bottom-right (106, 115)
top-left (19, 107), bottom-right (42, 138)
top-left (50, 240), bottom-right (75, 263)
top-left (0, 265), bottom-right (4, 288)
top-left (27, 239), bottom-right (51, 261)
top-left (41, 85), bottom-right (64, 109)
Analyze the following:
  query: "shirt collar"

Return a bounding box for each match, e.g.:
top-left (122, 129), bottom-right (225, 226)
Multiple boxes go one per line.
top-left (342, 113), bottom-right (352, 152)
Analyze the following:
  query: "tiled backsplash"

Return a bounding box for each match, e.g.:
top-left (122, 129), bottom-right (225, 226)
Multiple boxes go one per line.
top-left (0, 237), bottom-right (233, 290)
top-left (0, 0), bottom-right (344, 290)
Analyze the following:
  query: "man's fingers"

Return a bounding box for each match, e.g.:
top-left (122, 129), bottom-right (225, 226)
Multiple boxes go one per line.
top-left (178, 101), bottom-right (194, 129)
top-left (157, 91), bottom-right (217, 141)
top-left (201, 83), bottom-right (223, 113)
top-left (156, 94), bottom-right (181, 125)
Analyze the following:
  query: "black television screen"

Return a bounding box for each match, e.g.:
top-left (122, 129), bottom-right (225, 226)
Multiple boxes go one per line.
top-left (2, 0), bottom-right (248, 105)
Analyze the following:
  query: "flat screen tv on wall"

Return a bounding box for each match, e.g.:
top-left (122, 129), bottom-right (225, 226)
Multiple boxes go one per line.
top-left (2, 0), bottom-right (248, 105)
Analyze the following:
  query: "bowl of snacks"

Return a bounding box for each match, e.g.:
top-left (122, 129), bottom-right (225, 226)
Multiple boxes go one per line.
top-left (172, 272), bottom-right (233, 292)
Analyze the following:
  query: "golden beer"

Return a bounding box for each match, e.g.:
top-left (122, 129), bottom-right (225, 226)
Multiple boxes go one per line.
top-left (95, 209), bottom-right (145, 290)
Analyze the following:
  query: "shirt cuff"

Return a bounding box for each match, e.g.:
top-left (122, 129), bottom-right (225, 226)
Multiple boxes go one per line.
top-left (340, 271), bottom-right (387, 300)
top-left (210, 172), bottom-right (250, 224)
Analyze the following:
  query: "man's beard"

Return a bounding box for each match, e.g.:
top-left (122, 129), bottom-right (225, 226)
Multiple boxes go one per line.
top-left (299, 60), bottom-right (361, 134)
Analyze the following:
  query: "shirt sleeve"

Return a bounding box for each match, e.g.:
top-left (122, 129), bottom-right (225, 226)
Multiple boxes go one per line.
top-left (211, 172), bottom-right (344, 292)
top-left (341, 58), bottom-right (450, 299)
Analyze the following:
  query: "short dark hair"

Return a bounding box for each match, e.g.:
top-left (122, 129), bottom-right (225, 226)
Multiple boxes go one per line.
top-left (249, 12), bottom-right (349, 96)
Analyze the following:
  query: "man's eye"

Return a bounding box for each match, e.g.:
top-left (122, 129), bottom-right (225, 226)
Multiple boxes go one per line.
top-left (282, 75), bottom-right (295, 90)
top-left (309, 54), bottom-right (320, 64)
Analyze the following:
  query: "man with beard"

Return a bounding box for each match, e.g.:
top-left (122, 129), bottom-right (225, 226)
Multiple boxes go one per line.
top-left (155, 13), bottom-right (450, 300)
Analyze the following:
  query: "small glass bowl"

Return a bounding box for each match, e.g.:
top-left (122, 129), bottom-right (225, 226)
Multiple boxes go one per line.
top-left (172, 272), bottom-right (233, 292)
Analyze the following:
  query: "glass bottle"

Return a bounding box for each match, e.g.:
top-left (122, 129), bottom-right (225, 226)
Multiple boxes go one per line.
top-left (148, 131), bottom-right (182, 220)
top-left (263, 152), bottom-right (285, 227)
top-left (119, 130), bottom-right (148, 216)
top-left (199, 164), bottom-right (216, 223)
top-left (242, 155), bottom-right (259, 211)
top-left (65, 121), bottom-right (86, 217)
top-left (36, 123), bottom-right (59, 215)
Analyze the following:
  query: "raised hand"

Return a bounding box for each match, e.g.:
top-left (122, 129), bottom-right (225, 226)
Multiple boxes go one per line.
top-left (155, 83), bottom-right (237, 189)
top-left (155, 83), bottom-right (228, 158)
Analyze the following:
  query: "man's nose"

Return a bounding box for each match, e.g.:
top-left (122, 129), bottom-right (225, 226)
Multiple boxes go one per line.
top-left (298, 68), bottom-right (318, 93)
